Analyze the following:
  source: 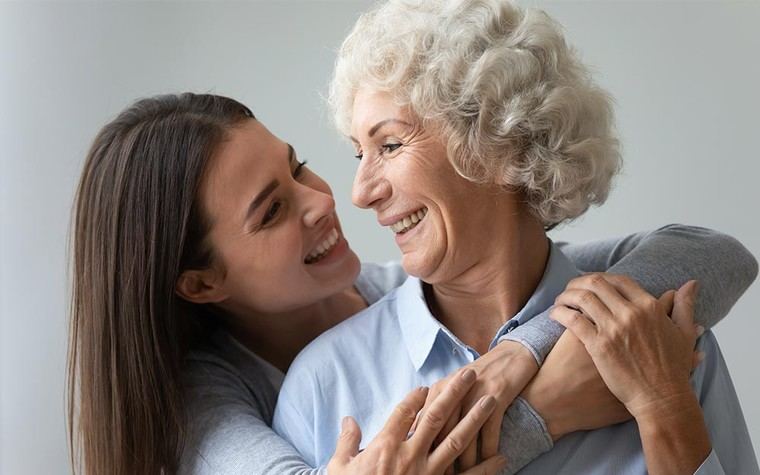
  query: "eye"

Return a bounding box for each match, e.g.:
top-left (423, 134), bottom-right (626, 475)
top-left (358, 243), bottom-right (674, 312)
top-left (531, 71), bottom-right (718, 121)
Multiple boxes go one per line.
top-left (261, 201), bottom-right (281, 226)
top-left (382, 143), bottom-right (402, 153)
top-left (293, 159), bottom-right (308, 178)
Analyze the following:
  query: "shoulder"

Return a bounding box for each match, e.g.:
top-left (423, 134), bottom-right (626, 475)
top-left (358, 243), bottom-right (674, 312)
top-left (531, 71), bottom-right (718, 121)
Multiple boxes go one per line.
top-left (357, 261), bottom-right (407, 303)
top-left (280, 286), bottom-right (403, 394)
top-left (182, 333), bottom-right (279, 424)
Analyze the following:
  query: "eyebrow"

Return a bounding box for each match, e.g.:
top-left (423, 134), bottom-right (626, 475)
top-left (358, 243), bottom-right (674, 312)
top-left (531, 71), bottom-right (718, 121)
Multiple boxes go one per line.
top-left (350, 119), bottom-right (413, 142)
top-left (244, 144), bottom-right (295, 222)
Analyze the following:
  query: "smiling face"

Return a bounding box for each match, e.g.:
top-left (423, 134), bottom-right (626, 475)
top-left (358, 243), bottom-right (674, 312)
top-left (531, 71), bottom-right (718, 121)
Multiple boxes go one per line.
top-left (350, 90), bottom-right (524, 283)
top-left (199, 119), bottom-right (361, 314)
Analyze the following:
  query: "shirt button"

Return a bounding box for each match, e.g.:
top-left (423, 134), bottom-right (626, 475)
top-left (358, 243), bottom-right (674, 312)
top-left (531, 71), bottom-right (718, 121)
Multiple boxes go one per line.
top-left (452, 347), bottom-right (458, 355)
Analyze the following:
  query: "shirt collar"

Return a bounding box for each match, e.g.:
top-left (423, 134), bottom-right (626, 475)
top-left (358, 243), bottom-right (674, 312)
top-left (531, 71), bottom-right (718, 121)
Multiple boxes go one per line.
top-left (396, 276), bottom-right (443, 370)
top-left (396, 240), bottom-right (579, 371)
top-left (509, 240), bottom-right (580, 326)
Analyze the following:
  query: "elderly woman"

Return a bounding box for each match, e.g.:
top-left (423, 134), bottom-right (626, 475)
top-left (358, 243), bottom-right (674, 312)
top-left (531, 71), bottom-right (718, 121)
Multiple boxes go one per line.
top-left (273, 1), bottom-right (758, 474)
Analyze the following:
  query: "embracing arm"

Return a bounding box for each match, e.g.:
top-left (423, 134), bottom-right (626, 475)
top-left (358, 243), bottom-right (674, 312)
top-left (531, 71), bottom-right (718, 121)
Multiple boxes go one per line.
top-left (559, 223), bottom-right (758, 329)
top-left (458, 224), bottom-right (757, 473)
top-left (179, 363), bottom-right (321, 475)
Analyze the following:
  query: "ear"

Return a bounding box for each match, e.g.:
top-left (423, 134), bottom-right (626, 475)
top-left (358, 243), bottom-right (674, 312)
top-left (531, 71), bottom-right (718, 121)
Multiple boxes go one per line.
top-left (175, 268), bottom-right (228, 304)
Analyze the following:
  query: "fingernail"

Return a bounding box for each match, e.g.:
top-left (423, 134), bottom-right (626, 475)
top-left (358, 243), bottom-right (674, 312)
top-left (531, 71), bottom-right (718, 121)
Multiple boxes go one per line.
top-left (480, 395), bottom-right (496, 411)
top-left (697, 351), bottom-right (706, 363)
top-left (418, 386), bottom-right (429, 393)
top-left (690, 280), bottom-right (700, 297)
top-left (497, 455), bottom-right (507, 468)
top-left (461, 368), bottom-right (476, 383)
top-left (696, 325), bottom-right (705, 337)
top-left (341, 416), bottom-right (348, 433)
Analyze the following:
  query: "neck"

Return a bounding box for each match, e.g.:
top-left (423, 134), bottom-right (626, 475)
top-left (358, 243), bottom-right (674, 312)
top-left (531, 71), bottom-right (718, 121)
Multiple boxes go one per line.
top-left (220, 287), bottom-right (368, 373)
top-left (429, 216), bottom-right (549, 355)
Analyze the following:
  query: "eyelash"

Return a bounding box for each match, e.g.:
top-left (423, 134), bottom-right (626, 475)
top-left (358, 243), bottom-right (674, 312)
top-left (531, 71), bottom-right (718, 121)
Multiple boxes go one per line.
top-left (354, 143), bottom-right (402, 161)
top-left (260, 159), bottom-right (308, 227)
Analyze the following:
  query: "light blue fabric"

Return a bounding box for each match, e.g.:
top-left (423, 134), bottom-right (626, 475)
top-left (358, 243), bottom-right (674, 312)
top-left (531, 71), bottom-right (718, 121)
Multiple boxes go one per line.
top-left (273, 243), bottom-right (758, 474)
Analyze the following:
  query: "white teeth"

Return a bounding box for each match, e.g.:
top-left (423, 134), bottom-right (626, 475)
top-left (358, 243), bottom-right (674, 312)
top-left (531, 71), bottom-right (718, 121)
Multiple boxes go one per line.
top-left (305, 228), bottom-right (340, 264)
top-left (389, 208), bottom-right (427, 234)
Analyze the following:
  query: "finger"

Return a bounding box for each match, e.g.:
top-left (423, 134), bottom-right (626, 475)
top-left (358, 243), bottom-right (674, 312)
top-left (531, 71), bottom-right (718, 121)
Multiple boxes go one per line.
top-left (555, 289), bottom-right (614, 327)
top-left (410, 369), bottom-right (477, 451)
top-left (567, 274), bottom-right (632, 316)
top-left (332, 416), bottom-right (362, 463)
top-left (479, 411), bottom-right (503, 461)
top-left (434, 409), bottom-right (460, 449)
top-left (379, 386), bottom-right (428, 442)
top-left (657, 289), bottom-right (676, 317)
top-left (458, 423), bottom-right (478, 471)
top-left (602, 274), bottom-right (656, 305)
top-left (692, 350), bottom-right (706, 370)
top-left (428, 395), bottom-right (497, 473)
top-left (672, 280), bottom-right (699, 342)
top-left (550, 305), bottom-right (597, 345)
top-left (459, 455), bottom-right (507, 475)
top-left (412, 382), bottom-right (445, 435)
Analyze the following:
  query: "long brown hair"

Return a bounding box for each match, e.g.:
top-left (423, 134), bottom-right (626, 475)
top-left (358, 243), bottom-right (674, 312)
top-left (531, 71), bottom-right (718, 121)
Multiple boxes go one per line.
top-left (67, 93), bottom-right (254, 474)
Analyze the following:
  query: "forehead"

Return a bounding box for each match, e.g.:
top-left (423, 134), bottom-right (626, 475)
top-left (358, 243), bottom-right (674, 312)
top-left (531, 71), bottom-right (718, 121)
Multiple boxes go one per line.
top-left (201, 120), bottom-right (285, 221)
top-left (351, 90), bottom-right (411, 133)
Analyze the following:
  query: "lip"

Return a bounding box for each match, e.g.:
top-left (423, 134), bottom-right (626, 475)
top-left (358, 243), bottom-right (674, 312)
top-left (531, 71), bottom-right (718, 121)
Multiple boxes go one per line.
top-left (393, 212), bottom-right (426, 246)
top-left (378, 207), bottom-right (426, 227)
top-left (305, 235), bottom-right (349, 267)
top-left (304, 216), bottom-right (339, 260)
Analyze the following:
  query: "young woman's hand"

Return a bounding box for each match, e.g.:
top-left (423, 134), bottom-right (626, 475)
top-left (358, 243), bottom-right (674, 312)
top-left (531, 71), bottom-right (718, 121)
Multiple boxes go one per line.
top-left (412, 341), bottom-right (538, 473)
top-left (521, 329), bottom-right (630, 440)
top-left (326, 367), bottom-right (507, 475)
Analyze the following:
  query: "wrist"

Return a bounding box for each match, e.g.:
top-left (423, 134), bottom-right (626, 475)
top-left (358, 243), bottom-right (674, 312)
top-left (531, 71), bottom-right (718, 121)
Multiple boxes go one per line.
top-left (496, 340), bottom-right (538, 369)
top-left (521, 375), bottom-right (567, 441)
top-left (627, 383), bottom-right (696, 422)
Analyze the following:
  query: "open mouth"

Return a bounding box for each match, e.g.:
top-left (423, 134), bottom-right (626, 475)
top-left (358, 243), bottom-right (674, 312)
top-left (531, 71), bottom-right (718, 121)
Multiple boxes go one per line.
top-left (389, 208), bottom-right (427, 234)
top-left (304, 228), bottom-right (339, 264)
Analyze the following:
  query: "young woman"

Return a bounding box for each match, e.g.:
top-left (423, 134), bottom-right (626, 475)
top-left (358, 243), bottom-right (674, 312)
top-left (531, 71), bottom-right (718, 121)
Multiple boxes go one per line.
top-left (68, 93), bottom-right (756, 474)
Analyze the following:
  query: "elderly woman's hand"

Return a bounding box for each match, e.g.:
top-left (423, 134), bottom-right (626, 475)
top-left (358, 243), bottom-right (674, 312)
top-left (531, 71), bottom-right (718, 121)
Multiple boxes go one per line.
top-left (327, 368), bottom-right (507, 475)
top-left (550, 274), bottom-right (712, 474)
top-left (412, 341), bottom-right (538, 473)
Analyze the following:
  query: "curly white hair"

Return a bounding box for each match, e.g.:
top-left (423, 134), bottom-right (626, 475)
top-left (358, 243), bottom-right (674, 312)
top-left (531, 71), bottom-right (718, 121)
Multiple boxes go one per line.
top-left (329, 0), bottom-right (622, 227)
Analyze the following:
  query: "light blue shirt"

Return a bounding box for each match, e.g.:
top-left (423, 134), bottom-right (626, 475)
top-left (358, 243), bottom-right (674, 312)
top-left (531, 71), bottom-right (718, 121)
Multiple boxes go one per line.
top-left (273, 244), bottom-right (758, 474)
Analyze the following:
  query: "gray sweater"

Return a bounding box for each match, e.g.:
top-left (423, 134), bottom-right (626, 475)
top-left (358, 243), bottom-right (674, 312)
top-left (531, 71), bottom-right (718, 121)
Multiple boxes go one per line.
top-left (179, 225), bottom-right (758, 475)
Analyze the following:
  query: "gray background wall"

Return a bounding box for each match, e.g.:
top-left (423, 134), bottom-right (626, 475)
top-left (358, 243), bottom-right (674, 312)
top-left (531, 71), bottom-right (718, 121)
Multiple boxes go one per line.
top-left (1, 1), bottom-right (758, 473)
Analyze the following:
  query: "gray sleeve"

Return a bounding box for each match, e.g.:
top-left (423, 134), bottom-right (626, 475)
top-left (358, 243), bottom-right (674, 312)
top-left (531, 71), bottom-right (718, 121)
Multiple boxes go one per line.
top-left (494, 224), bottom-right (758, 474)
top-left (179, 364), bottom-right (323, 475)
top-left (559, 223), bottom-right (759, 329)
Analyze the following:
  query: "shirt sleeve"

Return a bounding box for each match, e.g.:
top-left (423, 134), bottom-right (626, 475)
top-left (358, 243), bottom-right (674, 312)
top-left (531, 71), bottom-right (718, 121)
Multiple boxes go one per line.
top-left (693, 450), bottom-right (725, 475)
top-left (272, 388), bottom-right (320, 469)
top-left (689, 332), bottom-right (759, 474)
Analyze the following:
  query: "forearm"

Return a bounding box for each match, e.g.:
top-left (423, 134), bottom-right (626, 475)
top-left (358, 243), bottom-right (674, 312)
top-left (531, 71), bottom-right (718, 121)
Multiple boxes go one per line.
top-left (561, 224), bottom-right (758, 329)
top-left (635, 392), bottom-right (712, 475)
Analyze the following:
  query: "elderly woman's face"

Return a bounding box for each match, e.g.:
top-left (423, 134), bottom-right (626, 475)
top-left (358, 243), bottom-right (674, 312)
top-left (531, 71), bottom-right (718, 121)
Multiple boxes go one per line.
top-left (350, 90), bottom-right (515, 282)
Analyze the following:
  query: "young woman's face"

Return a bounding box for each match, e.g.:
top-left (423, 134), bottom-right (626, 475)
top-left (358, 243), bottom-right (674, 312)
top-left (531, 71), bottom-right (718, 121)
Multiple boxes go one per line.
top-left (200, 119), bottom-right (361, 314)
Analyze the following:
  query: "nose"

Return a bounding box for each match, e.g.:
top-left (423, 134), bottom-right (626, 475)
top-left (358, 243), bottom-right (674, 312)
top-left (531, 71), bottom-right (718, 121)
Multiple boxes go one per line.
top-left (302, 186), bottom-right (336, 229)
top-left (351, 158), bottom-right (390, 209)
